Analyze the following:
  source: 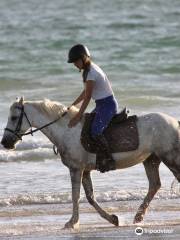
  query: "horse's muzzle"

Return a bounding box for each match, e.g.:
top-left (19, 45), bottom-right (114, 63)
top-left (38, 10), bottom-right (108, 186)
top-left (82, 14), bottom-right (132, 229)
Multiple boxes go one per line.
top-left (1, 136), bottom-right (16, 149)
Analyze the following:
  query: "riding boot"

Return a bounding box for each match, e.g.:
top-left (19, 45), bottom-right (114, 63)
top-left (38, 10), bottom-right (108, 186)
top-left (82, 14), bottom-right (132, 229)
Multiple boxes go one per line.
top-left (93, 134), bottom-right (116, 173)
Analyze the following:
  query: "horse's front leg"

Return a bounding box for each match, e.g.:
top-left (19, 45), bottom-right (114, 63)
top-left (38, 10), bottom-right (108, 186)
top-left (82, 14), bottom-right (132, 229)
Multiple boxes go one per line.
top-left (64, 168), bottom-right (83, 229)
top-left (82, 171), bottom-right (119, 226)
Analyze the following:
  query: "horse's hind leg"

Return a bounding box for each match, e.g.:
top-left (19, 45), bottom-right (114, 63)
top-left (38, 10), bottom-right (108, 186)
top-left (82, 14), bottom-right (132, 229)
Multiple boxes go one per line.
top-left (162, 153), bottom-right (180, 182)
top-left (134, 153), bottom-right (161, 224)
top-left (82, 171), bottom-right (119, 226)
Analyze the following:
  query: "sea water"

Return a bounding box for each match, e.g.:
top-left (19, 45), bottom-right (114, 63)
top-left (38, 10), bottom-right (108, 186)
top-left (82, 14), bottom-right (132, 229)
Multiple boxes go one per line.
top-left (0, 0), bottom-right (180, 237)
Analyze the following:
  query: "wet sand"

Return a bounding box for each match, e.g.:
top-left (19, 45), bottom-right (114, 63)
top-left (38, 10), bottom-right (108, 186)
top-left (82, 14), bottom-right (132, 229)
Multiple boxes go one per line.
top-left (0, 199), bottom-right (179, 239)
top-left (1, 225), bottom-right (180, 240)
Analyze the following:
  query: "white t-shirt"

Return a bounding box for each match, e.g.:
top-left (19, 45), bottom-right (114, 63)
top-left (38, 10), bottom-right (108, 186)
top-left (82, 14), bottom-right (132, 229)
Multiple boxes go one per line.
top-left (85, 62), bottom-right (114, 100)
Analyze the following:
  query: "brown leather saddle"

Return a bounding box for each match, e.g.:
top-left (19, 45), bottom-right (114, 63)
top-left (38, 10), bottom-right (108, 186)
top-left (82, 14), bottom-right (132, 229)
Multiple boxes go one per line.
top-left (81, 108), bottom-right (139, 154)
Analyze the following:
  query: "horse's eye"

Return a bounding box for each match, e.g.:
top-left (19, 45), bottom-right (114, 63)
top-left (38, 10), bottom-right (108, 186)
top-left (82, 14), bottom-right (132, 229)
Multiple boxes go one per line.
top-left (11, 116), bottom-right (18, 121)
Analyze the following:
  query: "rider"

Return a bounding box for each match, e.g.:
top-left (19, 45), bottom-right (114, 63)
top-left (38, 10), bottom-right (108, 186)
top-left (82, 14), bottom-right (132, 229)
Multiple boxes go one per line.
top-left (67, 44), bottom-right (118, 171)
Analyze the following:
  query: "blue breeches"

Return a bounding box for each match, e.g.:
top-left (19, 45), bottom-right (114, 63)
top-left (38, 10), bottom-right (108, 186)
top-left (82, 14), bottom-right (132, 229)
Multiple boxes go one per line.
top-left (91, 95), bottom-right (118, 137)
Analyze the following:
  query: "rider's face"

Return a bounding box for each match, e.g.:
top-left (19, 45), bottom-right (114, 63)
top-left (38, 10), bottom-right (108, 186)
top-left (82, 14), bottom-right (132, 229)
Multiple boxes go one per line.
top-left (74, 59), bottom-right (83, 70)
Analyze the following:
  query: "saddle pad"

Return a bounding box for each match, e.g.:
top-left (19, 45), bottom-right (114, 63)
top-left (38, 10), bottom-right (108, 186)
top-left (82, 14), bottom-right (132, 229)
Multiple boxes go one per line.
top-left (81, 113), bottom-right (139, 153)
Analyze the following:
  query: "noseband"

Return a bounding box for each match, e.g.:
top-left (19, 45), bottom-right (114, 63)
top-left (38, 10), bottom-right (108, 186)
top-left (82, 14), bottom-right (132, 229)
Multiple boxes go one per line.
top-left (5, 105), bottom-right (67, 140)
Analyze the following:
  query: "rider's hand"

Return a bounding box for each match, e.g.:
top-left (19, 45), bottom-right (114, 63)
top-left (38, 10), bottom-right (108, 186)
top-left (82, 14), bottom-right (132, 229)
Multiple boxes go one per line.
top-left (68, 113), bottom-right (82, 128)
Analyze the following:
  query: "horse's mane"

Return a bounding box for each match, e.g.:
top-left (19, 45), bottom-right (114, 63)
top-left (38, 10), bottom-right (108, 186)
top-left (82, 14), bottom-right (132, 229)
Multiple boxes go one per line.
top-left (30, 99), bottom-right (79, 119)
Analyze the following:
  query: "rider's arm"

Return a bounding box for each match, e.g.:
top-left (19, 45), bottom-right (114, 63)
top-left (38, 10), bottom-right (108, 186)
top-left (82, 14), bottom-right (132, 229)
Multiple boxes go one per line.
top-left (78, 80), bottom-right (94, 116)
top-left (71, 90), bottom-right (85, 106)
top-left (68, 80), bottom-right (94, 128)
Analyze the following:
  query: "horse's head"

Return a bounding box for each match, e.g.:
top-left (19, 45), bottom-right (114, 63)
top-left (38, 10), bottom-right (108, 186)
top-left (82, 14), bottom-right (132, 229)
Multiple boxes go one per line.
top-left (1, 97), bottom-right (31, 149)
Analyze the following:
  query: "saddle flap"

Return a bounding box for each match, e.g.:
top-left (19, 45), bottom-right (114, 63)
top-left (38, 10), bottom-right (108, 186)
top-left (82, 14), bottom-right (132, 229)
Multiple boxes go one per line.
top-left (81, 111), bottom-right (139, 154)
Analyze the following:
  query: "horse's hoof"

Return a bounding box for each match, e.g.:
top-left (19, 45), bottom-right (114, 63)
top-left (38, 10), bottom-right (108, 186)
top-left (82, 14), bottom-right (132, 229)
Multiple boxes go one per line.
top-left (64, 221), bottom-right (79, 230)
top-left (133, 213), bottom-right (143, 224)
top-left (111, 214), bottom-right (119, 226)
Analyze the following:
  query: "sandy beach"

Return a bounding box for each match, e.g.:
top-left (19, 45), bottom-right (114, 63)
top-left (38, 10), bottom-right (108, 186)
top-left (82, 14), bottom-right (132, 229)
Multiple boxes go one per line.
top-left (1, 225), bottom-right (180, 240)
top-left (0, 199), bottom-right (179, 239)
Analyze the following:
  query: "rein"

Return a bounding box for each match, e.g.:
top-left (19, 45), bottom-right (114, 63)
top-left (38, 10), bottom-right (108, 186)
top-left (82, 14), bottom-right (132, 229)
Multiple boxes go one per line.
top-left (5, 105), bottom-right (68, 140)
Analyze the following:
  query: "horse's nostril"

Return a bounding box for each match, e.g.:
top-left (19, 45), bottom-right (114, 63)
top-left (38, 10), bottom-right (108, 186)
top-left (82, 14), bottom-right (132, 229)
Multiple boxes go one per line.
top-left (1, 138), bottom-right (6, 146)
top-left (1, 137), bottom-right (9, 147)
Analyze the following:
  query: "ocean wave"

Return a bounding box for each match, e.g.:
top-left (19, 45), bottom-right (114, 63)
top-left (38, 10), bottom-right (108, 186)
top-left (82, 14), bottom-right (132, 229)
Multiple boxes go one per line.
top-left (0, 137), bottom-right (57, 162)
top-left (0, 189), bottom-right (179, 207)
top-left (0, 148), bottom-right (56, 162)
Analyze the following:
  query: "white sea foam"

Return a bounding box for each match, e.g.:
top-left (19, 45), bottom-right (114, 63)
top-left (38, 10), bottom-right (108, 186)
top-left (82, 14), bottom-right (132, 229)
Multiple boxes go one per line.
top-left (0, 189), bottom-right (179, 207)
top-left (0, 136), bottom-right (56, 162)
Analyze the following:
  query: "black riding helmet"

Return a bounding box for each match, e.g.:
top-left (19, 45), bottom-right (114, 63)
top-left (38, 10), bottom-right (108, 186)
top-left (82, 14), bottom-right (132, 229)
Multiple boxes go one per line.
top-left (67, 44), bottom-right (90, 63)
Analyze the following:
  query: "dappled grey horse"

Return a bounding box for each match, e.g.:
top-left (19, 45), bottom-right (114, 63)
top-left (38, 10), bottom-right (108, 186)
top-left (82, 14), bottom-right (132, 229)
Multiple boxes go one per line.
top-left (1, 97), bottom-right (180, 229)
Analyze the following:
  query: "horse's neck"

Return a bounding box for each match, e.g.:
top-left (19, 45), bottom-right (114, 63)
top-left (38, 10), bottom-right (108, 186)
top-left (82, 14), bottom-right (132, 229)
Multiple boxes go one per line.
top-left (24, 102), bottom-right (66, 146)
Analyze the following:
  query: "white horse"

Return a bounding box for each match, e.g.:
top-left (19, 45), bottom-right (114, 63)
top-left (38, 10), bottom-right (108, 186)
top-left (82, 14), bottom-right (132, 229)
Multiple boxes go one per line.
top-left (1, 97), bottom-right (180, 229)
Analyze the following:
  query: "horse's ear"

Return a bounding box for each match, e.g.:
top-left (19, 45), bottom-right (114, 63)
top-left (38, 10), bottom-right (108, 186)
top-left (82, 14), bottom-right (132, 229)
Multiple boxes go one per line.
top-left (19, 96), bottom-right (24, 105)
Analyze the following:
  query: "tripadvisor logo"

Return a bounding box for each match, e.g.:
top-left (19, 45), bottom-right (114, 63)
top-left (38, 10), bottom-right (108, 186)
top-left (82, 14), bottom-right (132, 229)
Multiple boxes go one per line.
top-left (135, 226), bottom-right (174, 235)
top-left (135, 227), bottom-right (144, 235)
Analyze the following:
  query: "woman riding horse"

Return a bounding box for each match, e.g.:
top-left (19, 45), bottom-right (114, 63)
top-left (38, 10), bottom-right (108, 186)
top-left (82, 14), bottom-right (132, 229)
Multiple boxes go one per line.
top-left (67, 44), bottom-right (119, 172)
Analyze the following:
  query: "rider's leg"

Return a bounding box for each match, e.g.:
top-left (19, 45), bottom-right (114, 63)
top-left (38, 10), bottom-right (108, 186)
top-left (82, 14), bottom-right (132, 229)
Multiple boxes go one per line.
top-left (93, 133), bottom-right (116, 172)
top-left (91, 95), bottom-right (118, 172)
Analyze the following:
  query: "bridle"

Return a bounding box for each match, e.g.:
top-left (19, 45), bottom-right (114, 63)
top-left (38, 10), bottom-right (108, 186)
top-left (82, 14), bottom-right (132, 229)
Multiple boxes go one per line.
top-left (5, 105), bottom-right (67, 141)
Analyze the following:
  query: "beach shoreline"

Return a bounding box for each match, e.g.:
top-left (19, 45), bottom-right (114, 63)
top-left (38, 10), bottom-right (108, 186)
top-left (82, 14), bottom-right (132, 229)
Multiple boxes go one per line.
top-left (1, 224), bottom-right (180, 240)
top-left (0, 199), bottom-right (179, 239)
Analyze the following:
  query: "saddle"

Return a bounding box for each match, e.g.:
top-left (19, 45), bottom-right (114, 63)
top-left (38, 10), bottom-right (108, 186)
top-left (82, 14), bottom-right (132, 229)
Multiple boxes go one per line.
top-left (81, 108), bottom-right (139, 154)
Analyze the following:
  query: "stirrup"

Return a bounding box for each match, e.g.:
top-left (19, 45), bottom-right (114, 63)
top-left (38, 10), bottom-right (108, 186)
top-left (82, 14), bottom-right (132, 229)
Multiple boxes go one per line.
top-left (97, 158), bottom-right (116, 173)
